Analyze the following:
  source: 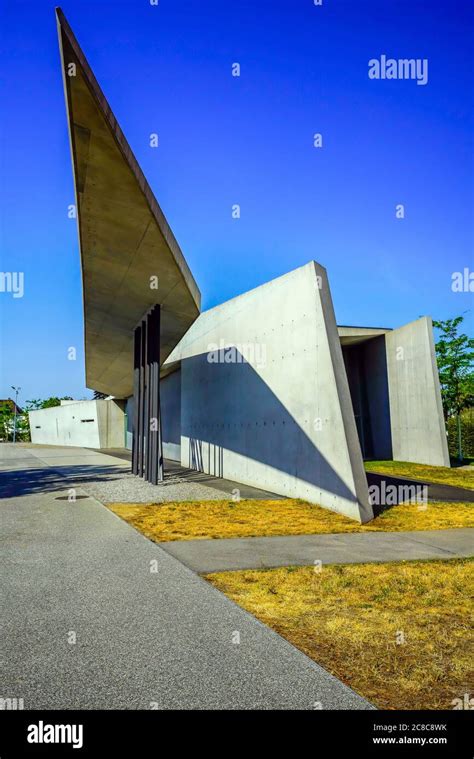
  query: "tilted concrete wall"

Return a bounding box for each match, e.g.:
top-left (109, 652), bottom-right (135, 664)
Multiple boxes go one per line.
top-left (385, 317), bottom-right (450, 466)
top-left (164, 261), bottom-right (373, 522)
top-left (29, 400), bottom-right (125, 449)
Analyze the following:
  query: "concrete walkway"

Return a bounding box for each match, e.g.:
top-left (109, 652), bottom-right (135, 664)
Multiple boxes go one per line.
top-left (0, 444), bottom-right (371, 710)
top-left (160, 529), bottom-right (474, 574)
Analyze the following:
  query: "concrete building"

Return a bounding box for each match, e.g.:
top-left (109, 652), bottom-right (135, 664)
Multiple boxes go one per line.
top-left (35, 9), bottom-right (450, 522)
top-left (29, 399), bottom-right (125, 449)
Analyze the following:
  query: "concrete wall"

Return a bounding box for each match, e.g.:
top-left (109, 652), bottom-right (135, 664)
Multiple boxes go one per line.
top-left (161, 370), bottom-right (181, 461)
top-left (164, 261), bottom-right (373, 522)
top-left (96, 399), bottom-right (125, 448)
top-left (385, 317), bottom-right (450, 466)
top-left (29, 400), bottom-right (125, 449)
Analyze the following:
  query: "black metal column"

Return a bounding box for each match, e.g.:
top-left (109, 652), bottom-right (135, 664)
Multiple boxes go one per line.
top-left (131, 325), bottom-right (141, 475)
top-left (138, 319), bottom-right (147, 476)
top-left (147, 305), bottom-right (163, 484)
top-left (145, 310), bottom-right (152, 481)
top-left (131, 305), bottom-right (163, 484)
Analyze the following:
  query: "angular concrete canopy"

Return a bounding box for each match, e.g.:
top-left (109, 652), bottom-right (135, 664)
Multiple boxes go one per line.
top-left (56, 8), bottom-right (200, 398)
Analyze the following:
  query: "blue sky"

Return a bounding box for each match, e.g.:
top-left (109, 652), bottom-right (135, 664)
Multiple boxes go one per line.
top-left (0, 0), bottom-right (472, 403)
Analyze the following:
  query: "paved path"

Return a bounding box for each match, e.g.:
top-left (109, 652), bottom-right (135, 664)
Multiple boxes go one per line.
top-left (160, 529), bottom-right (474, 574)
top-left (0, 445), bottom-right (370, 710)
top-left (366, 471), bottom-right (474, 503)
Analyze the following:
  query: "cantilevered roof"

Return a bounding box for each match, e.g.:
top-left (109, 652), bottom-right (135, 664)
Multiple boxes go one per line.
top-left (56, 8), bottom-right (201, 397)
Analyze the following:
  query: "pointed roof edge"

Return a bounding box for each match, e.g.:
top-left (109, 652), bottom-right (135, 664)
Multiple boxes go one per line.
top-left (55, 6), bottom-right (201, 312)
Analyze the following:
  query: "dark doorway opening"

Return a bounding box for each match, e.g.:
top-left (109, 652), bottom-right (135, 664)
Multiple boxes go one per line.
top-left (342, 335), bottom-right (393, 460)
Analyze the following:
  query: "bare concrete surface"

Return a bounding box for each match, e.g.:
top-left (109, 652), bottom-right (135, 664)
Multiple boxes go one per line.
top-left (160, 529), bottom-right (474, 574)
top-left (0, 444), bottom-right (372, 710)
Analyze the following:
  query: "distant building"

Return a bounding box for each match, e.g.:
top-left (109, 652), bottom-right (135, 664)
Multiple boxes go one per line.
top-left (0, 399), bottom-right (23, 415)
top-left (29, 399), bottom-right (125, 449)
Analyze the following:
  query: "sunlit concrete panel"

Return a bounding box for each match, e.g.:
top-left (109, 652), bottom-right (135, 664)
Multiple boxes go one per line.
top-left (165, 262), bottom-right (373, 522)
top-left (385, 317), bottom-right (450, 467)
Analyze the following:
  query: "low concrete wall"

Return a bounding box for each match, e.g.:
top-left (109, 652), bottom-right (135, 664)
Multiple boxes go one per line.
top-left (165, 261), bottom-right (373, 522)
top-left (385, 317), bottom-right (450, 466)
top-left (29, 400), bottom-right (125, 449)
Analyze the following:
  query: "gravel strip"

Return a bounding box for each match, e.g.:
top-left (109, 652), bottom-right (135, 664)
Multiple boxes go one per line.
top-left (79, 469), bottom-right (232, 504)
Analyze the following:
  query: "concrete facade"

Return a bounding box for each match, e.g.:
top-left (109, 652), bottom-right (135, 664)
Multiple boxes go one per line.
top-left (154, 265), bottom-right (449, 521)
top-left (29, 399), bottom-right (125, 449)
top-left (163, 262), bottom-right (374, 523)
top-left (385, 317), bottom-right (450, 466)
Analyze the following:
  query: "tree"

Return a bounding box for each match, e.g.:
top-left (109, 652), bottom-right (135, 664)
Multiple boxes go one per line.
top-left (0, 403), bottom-right (14, 441)
top-left (0, 397), bottom-right (75, 442)
top-left (36, 397), bottom-right (73, 409)
top-left (433, 316), bottom-right (474, 461)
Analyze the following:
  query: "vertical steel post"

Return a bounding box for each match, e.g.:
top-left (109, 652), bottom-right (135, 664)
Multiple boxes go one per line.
top-left (138, 319), bottom-right (147, 476)
top-left (132, 306), bottom-right (163, 484)
top-left (131, 325), bottom-right (141, 475)
top-left (147, 305), bottom-right (163, 484)
top-left (145, 309), bottom-right (153, 481)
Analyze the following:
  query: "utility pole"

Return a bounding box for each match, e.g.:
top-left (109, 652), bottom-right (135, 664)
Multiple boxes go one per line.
top-left (11, 386), bottom-right (20, 443)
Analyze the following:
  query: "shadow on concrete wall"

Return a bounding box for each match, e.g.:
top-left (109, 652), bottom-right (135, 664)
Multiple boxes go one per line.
top-left (180, 351), bottom-right (364, 505)
top-left (189, 438), bottom-right (223, 477)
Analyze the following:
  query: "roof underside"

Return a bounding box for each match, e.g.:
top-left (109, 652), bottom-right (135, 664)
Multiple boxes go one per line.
top-left (56, 8), bottom-right (200, 398)
top-left (337, 325), bottom-right (391, 346)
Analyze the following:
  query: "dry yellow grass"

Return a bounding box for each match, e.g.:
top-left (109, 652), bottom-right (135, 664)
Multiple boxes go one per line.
top-left (107, 498), bottom-right (474, 542)
top-left (206, 559), bottom-right (474, 710)
top-left (365, 460), bottom-right (474, 490)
